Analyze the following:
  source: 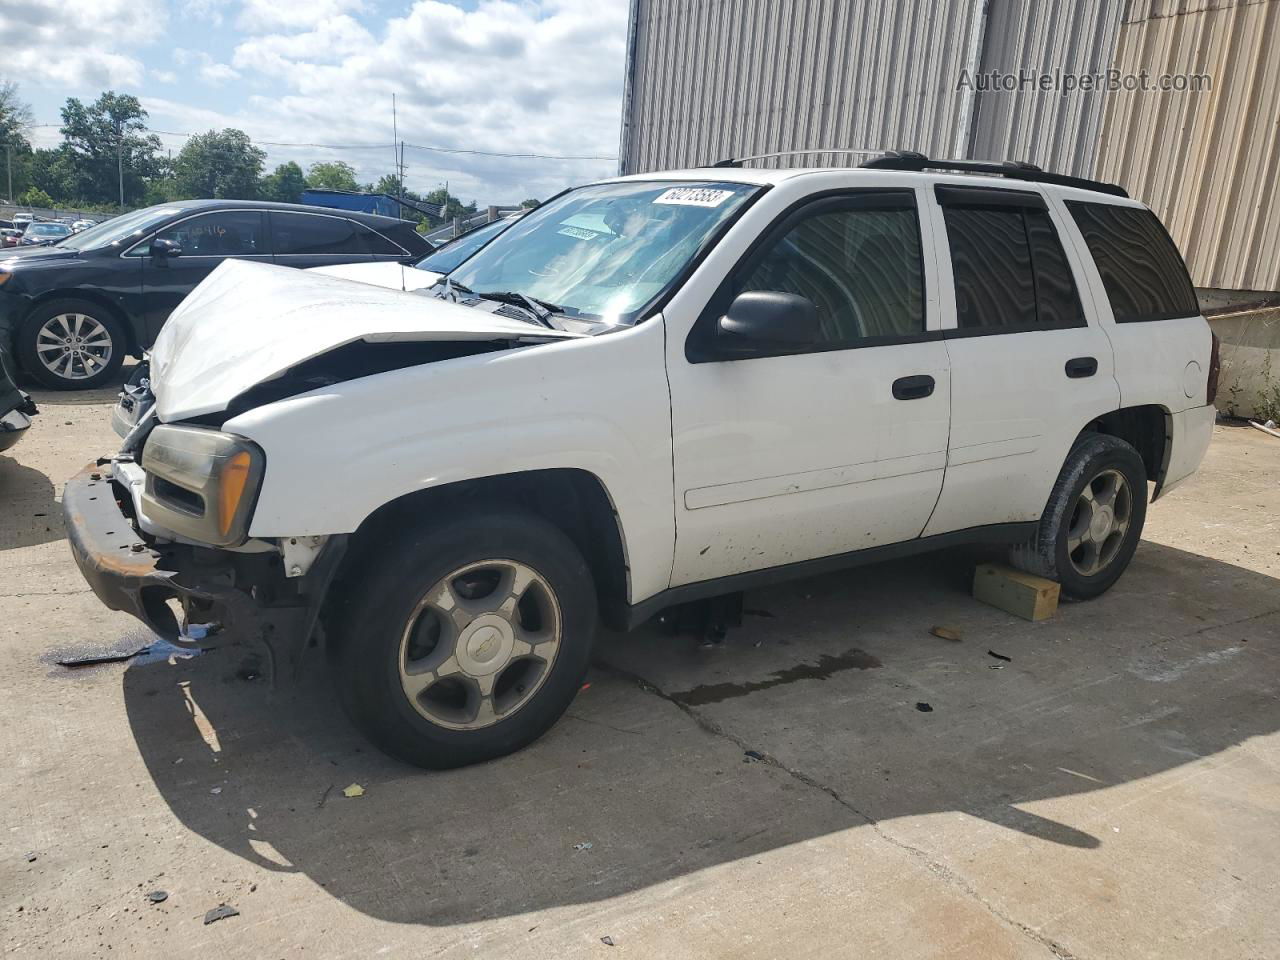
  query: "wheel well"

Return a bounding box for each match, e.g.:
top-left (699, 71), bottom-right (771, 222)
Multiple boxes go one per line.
top-left (334, 469), bottom-right (630, 629)
top-left (24, 290), bottom-right (140, 356)
top-left (1079, 405), bottom-right (1170, 485)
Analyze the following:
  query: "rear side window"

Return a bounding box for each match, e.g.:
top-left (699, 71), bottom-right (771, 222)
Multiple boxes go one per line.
top-left (1066, 202), bottom-right (1198, 323)
top-left (733, 196), bottom-right (925, 344)
top-left (359, 225), bottom-right (406, 256)
top-left (271, 213), bottom-right (365, 256)
top-left (942, 196), bottom-right (1083, 331)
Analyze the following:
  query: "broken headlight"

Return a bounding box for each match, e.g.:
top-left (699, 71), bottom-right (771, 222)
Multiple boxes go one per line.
top-left (141, 424), bottom-right (265, 547)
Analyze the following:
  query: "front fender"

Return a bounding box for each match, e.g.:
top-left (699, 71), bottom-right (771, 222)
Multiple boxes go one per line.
top-left (224, 320), bottom-right (675, 604)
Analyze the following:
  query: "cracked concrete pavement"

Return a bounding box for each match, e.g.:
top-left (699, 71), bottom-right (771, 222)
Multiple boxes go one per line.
top-left (2, 371), bottom-right (1278, 959)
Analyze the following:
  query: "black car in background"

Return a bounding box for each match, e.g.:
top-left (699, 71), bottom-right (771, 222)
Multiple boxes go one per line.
top-left (0, 338), bottom-right (36, 453)
top-left (19, 222), bottom-right (74, 246)
top-left (0, 199), bottom-right (432, 389)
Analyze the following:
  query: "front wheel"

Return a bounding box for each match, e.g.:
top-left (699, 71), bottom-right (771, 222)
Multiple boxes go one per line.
top-left (333, 509), bottom-right (598, 769)
top-left (1009, 433), bottom-right (1148, 600)
top-left (17, 299), bottom-right (126, 390)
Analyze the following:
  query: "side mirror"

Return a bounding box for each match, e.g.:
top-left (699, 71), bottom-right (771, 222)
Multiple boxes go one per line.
top-left (149, 238), bottom-right (182, 259)
top-left (717, 290), bottom-right (821, 348)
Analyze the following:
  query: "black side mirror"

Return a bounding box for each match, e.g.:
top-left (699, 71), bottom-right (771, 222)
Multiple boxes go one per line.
top-left (150, 238), bottom-right (182, 259)
top-left (717, 290), bottom-right (820, 348)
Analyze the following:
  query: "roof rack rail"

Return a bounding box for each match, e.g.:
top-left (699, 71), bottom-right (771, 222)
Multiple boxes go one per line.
top-left (860, 150), bottom-right (1128, 198)
top-left (708, 147), bottom-right (884, 168)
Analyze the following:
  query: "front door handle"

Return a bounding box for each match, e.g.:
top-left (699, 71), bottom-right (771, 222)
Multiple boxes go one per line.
top-left (892, 374), bottom-right (935, 400)
top-left (1065, 356), bottom-right (1098, 379)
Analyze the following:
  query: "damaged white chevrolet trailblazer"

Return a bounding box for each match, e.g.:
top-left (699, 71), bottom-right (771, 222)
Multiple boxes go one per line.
top-left (64, 154), bottom-right (1218, 768)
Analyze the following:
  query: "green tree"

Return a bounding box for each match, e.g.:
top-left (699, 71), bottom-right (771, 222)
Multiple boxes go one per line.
top-left (305, 160), bottom-right (360, 192)
top-left (18, 186), bottom-right (53, 208)
top-left (173, 128), bottom-right (265, 200)
top-left (424, 186), bottom-right (477, 222)
top-left (58, 91), bottom-right (162, 207)
top-left (520, 198), bottom-right (541, 209)
top-left (260, 161), bottom-right (307, 204)
top-left (0, 80), bottom-right (33, 201)
top-left (29, 146), bottom-right (90, 204)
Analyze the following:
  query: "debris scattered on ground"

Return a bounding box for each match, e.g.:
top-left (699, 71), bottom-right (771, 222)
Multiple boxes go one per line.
top-left (987, 650), bottom-right (1012, 662)
top-left (915, 702), bottom-right (933, 713)
top-left (342, 783), bottom-right (365, 799)
top-left (601, 935), bottom-right (616, 946)
top-left (203, 904), bottom-right (239, 925)
top-left (317, 784), bottom-right (334, 809)
top-left (930, 626), bottom-right (962, 642)
top-left (989, 664), bottom-right (1005, 671)
top-left (146, 890), bottom-right (168, 903)
top-left (1249, 419), bottom-right (1280, 439)
top-left (743, 750), bottom-right (764, 763)
top-left (209, 787), bottom-right (222, 795)
top-left (573, 842), bottom-right (593, 852)
top-left (24, 852), bottom-right (37, 863)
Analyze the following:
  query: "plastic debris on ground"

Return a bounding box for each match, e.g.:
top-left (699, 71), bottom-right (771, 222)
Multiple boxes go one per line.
top-left (601, 936), bottom-right (616, 946)
top-left (743, 750), bottom-right (764, 763)
top-left (573, 842), bottom-right (593, 852)
top-left (146, 890), bottom-right (168, 903)
top-left (916, 702), bottom-right (934, 713)
top-left (930, 626), bottom-right (962, 642)
top-left (203, 904), bottom-right (239, 925)
top-left (987, 650), bottom-right (1012, 662)
top-left (342, 783), bottom-right (365, 798)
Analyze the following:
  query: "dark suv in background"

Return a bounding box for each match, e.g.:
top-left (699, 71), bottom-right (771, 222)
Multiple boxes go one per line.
top-left (0, 199), bottom-right (432, 389)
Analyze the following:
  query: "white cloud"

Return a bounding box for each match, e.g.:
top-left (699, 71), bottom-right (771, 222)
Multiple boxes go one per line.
top-left (173, 47), bottom-right (242, 85)
top-left (237, 0), bottom-right (367, 32)
top-left (0, 0), bottom-right (167, 90)
top-left (212, 0), bottom-right (627, 202)
top-left (153, 69), bottom-right (179, 84)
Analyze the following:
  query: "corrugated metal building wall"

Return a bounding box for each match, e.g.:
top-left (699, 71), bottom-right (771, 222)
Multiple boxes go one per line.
top-left (620, 0), bottom-right (1280, 292)
top-left (1095, 0), bottom-right (1280, 291)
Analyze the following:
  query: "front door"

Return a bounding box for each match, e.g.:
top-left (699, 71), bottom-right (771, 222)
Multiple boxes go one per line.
top-left (666, 189), bottom-right (952, 587)
top-left (140, 210), bottom-right (271, 342)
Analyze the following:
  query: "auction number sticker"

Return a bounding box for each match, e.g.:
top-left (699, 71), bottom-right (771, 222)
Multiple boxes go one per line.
top-left (654, 187), bottom-right (735, 207)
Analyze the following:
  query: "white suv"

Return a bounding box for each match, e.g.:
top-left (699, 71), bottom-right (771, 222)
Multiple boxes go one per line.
top-left (65, 154), bottom-right (1218, 768)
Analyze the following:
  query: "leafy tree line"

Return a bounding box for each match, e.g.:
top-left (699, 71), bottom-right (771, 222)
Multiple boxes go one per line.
top-left (0, 84), bottom-right (525, 228)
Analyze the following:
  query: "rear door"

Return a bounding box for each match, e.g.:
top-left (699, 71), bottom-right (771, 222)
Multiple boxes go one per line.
top-left (922, 183), bottom-right (1120, 536)
top-left (268, 211), bottom-right (376, 269)
top-left (138, 209), bottom-right (270, 342)
top-left (666, 187), bottom-right (952, 586)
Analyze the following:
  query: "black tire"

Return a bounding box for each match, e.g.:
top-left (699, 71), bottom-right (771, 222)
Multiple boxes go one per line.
top-left (1009, 433), bottom-right (1148, 600)
top-left (332, 508), bottom-right (598, 769)
top-left (17, 298), bottom-right (127, 390)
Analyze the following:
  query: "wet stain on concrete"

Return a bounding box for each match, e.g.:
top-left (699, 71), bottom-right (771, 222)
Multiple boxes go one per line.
top-left (670, 649), bottom-right (882, 706)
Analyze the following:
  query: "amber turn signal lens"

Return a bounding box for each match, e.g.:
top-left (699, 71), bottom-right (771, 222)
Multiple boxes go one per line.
top-left (218, 451), bottom-right (253, 536)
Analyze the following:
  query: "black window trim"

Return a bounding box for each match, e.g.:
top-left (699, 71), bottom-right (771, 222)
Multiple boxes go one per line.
top-left (1064, 199), bottom-right (1200, 324)
top-left (685, 187), bottom-right (934, 364)
top-left (936, 187), bottom-right (1088, 337)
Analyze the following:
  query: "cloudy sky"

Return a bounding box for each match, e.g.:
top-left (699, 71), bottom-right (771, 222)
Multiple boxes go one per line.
top-left (2, 0), bottom-right (628, 204)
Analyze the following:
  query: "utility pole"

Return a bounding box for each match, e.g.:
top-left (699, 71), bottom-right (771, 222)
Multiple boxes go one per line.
top-left (391, 94), bottom-right (400, 199)
top-left (115, 119), bottom-right (124, 209)
top-left (5, 144), bottom-right (11, 204)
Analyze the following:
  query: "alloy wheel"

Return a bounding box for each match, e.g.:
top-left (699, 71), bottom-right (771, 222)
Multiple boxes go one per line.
top-left (398, 559), bottom-right (562, 730)
top-left (36, 313), bottom-right (113, 381)
top-left (1065, 468), bottom-right (1133, 577)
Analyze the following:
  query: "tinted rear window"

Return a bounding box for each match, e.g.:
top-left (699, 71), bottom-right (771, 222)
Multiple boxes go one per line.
top-left (272, 213), bottom-right (365, 256)
top-left (1066, 202), bottom-right (1198, 323)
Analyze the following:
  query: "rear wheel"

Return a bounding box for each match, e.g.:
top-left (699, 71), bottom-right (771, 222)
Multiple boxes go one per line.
top-left (333, 508), bottom-right (598, 769)
top-left (17, 299), bottom-right (126, 390)
top-left (1009, 433), bottom-right (1148, 599)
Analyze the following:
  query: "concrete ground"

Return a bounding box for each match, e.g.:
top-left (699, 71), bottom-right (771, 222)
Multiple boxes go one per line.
top-left (2, 371), bottom-right (1278, 959)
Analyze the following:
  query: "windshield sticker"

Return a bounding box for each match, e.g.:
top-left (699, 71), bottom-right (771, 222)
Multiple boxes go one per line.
top-left (654, 187), bottom-right (736, 208)
top-left (558, 225), bottom-right (604, 241)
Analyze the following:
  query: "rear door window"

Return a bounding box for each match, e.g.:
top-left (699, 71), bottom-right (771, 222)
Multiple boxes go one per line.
top-left (1065, 201), bottom-right (1198, 322)
top-left (941, 189), bottom-right (1083, 331)
top-left (358, 224), bottom-right (406, 256)
top-left (271, 213), bottom-right (367, 256)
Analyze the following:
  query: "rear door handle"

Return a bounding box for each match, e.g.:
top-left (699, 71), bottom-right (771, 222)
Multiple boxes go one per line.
top-left (892, 374), bottom-right (935, 400)
top-left (1065, 356), bottom-right (1098, 379)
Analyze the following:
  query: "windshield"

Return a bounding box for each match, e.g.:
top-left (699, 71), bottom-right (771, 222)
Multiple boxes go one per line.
top-left (28, 223), bottom-right (71, 237)
top-left (447, 180), bottom-right (760, 325)
top-left (416, 216), bottom-right (515, 275)
top-left (57, 205), bottom-right (187, 251)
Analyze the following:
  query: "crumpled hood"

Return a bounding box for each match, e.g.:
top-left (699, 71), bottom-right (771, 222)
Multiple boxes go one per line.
top-left (151, 259), bottom-right (580, 422)
top-left (306, 260), bottom-right (442, 292)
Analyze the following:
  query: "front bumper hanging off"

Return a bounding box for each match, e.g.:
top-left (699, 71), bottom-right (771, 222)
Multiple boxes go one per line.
top-left (62, 462), bottom-right (342, 679)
